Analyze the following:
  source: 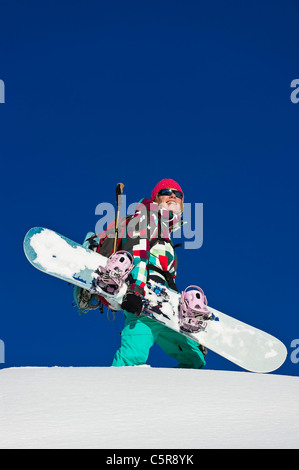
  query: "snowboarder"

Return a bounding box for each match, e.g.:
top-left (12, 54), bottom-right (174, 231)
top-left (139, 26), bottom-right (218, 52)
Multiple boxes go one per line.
top-left (112, 179), bottom-right (206, 368)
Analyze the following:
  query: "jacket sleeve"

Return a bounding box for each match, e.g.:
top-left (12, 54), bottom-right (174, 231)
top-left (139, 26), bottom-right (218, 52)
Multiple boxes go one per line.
top-left (125, 199), bottom-right (155, 296)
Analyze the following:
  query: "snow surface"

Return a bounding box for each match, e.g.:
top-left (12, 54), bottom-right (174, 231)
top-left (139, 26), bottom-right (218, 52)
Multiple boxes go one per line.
top-left (0, 367), bottom-right (298, 449)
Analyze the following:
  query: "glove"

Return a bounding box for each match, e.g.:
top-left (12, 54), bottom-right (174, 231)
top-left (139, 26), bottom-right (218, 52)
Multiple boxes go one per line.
top-left (121, 291), bottom-right (143, 317)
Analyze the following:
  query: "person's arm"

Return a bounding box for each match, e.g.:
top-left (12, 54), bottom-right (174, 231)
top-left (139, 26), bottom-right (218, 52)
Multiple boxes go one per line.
top-left (121, 199), bottom-right (154, 315)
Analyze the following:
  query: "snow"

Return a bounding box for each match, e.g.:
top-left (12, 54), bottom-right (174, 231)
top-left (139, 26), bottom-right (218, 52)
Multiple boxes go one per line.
top-left (0, 367), bottom-right (298, 449)
top-left (29, 229), bottom-right (102, 278)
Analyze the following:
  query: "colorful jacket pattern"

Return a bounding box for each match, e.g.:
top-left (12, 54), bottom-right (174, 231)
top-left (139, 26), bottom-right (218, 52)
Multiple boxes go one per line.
top-left (122, 198), bottom-right (183, 295)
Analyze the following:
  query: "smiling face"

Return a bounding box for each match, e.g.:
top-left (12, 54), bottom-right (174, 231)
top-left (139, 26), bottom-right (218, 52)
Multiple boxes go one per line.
top-left (155, 189), bottom-right (183, 214)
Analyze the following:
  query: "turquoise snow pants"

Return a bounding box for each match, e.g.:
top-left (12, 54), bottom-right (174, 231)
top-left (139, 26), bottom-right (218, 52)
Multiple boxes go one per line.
top-left (112, 311), bottom-right (206, 369)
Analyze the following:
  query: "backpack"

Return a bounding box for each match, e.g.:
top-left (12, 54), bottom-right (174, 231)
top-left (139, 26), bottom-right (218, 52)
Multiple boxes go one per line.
top-left (90, 215), bottom-right (133, 257)
top-left (73, 216), bottom-right (133, 314)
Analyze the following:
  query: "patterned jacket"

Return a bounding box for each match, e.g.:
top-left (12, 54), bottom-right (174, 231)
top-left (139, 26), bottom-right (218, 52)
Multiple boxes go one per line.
top-left (122, 198), bottom-right (183, 296)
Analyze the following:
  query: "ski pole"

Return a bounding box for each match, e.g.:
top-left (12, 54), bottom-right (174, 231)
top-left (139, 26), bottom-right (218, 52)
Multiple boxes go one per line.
top-left (106, 183), bottom-right (125, 323)
top-left (113, 183), bottom-right (125, 253)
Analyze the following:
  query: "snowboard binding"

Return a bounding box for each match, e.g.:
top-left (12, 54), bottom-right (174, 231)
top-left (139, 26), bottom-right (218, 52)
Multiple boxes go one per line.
top-left (93, 250), bottom-right (134, 296)
top-left (179, 285), bottom-right (212, 333)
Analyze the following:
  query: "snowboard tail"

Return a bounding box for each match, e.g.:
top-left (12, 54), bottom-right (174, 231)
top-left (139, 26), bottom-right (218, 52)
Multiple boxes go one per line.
top-left (23, 227), bottom-right (288, 373)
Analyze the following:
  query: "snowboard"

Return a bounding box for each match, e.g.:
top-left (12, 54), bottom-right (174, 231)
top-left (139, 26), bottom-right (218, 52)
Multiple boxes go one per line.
top-left (23, 227), bottom-right (287, 373)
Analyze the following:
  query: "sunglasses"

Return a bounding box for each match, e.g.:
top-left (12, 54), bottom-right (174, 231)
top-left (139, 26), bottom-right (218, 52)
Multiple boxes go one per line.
top-left (157, 188), bottom-right (183, 199)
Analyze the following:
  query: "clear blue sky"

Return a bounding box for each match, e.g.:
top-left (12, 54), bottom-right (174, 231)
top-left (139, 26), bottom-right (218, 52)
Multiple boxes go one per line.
top-left (1, 0), bottom-right (298, 375)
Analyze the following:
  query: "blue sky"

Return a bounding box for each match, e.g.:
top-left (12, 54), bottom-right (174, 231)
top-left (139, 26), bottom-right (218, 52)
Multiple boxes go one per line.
top-left (0, 0), bottom-right (298, 375)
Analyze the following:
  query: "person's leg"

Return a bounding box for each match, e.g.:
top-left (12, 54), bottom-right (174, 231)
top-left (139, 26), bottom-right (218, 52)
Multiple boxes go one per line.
top-left (112, 312), bottom-right (161, 366)
top-left (155, 326), bottom-right (206, 369)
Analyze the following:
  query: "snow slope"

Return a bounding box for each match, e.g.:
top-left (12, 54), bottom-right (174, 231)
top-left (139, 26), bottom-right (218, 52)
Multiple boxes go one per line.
top-left (0, 367), bottom-right (298, 449)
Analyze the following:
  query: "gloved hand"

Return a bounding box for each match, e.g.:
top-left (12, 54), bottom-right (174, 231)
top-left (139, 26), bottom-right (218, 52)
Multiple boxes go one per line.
top-left (121, 291), bottom-right (143, 317)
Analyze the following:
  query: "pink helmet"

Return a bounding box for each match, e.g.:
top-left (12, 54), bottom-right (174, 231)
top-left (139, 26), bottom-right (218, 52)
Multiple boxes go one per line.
top-left (151, 179), bottom-right (184, 202)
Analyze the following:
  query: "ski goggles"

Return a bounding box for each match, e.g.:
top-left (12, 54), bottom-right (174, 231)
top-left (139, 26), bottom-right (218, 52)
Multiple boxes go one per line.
top-left (157, 188), bottom-right (184, 199)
